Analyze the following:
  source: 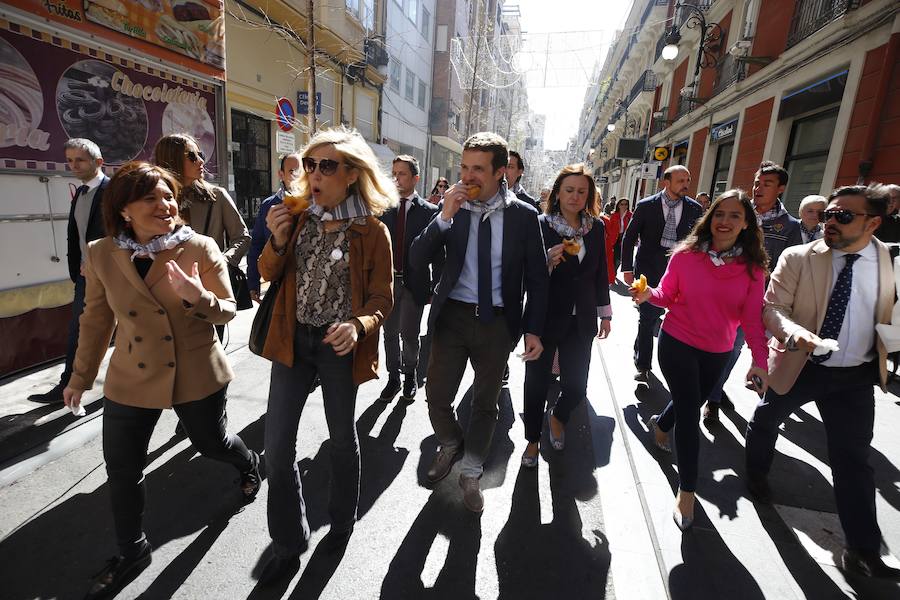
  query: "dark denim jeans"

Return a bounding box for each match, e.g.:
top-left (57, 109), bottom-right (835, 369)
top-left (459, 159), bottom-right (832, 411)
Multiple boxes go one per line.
top-left (102, 389), bottom-right (253, 557)
top-left (61, 274), bottom-right (86, 385)
top-left (707, 327), bottom-right (745, 404)
top-left (265, 324), bottom-right (360, 557)
top-left (633, 301), bottom-right (664, 371)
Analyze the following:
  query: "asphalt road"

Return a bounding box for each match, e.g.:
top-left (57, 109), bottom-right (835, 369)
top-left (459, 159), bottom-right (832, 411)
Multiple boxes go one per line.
top-left (1, 287), bottom-right (899, 599)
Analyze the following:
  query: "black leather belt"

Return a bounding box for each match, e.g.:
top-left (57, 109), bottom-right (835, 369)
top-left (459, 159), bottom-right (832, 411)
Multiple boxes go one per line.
top-left (446, 298), bottom-right (505, 317)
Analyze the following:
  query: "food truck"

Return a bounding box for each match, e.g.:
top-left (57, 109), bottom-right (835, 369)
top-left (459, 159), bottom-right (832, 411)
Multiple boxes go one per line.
top-left (0, 0), bottom-right (226, 377)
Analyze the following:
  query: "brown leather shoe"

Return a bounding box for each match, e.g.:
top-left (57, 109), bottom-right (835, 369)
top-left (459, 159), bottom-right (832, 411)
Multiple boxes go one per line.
top-left (459, 474), bottom-right (484, 513)
top-left (426, 445), bottom-right (460, 483)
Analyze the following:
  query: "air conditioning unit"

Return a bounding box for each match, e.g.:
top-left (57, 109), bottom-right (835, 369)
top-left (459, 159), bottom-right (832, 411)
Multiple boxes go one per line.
top-left (365, 38), bottom-right (389, 68)
top-left (729, 39), bottom-right (752, 57)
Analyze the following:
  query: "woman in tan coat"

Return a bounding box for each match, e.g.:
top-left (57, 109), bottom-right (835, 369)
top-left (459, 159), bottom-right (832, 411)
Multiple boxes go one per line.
top-left (63, 163), bottom-right (260, 600)
top-left (256, 127), bottom-right (395, 585)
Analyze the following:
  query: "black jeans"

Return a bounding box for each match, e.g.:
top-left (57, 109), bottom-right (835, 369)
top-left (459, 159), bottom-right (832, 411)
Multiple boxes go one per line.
top-left (633, 301), bottom-right (664, 371)
top-left (62, 274), bottom-right (86, 385)
top-left (745, 361), bottom-right (881, 552)
top-left (102, 389), bottom-right (253, 557)
top-left (265, 323), bottom-right (360, 557)
top-left (523, 316), bottom-right (593, 442)
top-left (656, 330), bottom-right (730, 493)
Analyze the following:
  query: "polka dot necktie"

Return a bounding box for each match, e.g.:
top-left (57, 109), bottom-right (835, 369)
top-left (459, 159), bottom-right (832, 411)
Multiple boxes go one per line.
top-left (811, 253), bottom-right (860, 364)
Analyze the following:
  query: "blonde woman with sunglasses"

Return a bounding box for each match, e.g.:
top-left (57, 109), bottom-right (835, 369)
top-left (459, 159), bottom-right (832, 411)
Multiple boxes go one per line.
top-left (255, 126), bottom-right (396, 584)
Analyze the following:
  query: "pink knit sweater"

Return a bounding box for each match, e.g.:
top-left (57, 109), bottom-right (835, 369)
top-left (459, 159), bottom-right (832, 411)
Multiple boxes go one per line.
top-left (648, 249), bottom-right (768, 368)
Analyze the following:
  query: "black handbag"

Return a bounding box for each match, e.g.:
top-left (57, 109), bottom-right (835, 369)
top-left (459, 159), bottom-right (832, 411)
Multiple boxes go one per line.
top-left (228, 263), bottom-right (253, 310)
top-left (202, 201), bottom-right (252, 310)
top-left (249, 279), bottom-right (281, 356)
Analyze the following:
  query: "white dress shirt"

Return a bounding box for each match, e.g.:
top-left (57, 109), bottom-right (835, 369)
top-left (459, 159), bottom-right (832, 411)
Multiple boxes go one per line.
top-left (821, 241), bottom-right (878, 367)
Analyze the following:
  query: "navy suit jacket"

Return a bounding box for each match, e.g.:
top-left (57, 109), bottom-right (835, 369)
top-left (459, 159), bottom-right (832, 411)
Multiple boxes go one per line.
top-left (379, 193), bottom-right (444, 305)
top-left (67, 175), bottom-right (108, 282)
top-left (410, 194), bottom-right (550, 341)
top-left (621, 190), bottom-right (703, 286)
top-left (247, 191), bottom-right (282, 293)
top-left (539, 216), bottom-right (610, 338)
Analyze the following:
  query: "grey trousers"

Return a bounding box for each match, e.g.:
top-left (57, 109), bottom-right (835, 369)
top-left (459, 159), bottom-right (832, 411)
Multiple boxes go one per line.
top-left (384, 278), bottom-right (426, 377)
top-left (425, 300), bottom-right (514, 478)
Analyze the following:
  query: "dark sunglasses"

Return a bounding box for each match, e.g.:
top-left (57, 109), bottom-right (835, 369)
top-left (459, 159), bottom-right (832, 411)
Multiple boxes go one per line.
top-left (185, 150), bottom-right (205, 163)
top-left (302, 157), bottom-right (343, 176)
top-left (436, 183), bottom-right (449, 189)
top-left (823, 209), bottom-right (877, 225)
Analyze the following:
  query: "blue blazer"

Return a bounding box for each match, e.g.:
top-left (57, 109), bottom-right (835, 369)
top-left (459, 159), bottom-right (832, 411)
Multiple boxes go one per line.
top-left (620, 190), bottom-right (703, 286)
top-left (539, 215), bottom-right (610, 338)
top-left (410, 195), bottom-right (550, 341)
top-left (247, 191), bottom-right (282, 293)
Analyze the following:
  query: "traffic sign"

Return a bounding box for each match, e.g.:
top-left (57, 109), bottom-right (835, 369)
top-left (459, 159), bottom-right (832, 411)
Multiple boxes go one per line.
top-left (653, 146), bottom-right (669, 161)
top-left (276, 98), bottom-right (294, 131)
top-left (297, 91), bottom-right (322, 115)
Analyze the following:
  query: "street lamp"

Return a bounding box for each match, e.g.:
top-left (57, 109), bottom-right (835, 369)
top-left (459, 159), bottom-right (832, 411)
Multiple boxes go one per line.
top-left (607, 123), bottom-right (616, 132)
top-left (661, 2), bottom-right (723, 80)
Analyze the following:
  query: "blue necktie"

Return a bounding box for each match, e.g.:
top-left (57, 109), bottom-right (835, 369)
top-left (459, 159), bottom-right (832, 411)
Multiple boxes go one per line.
top-left (811, 253), bottom-right (860, 363)
top-left (477, 215), bottom-right (494, 323)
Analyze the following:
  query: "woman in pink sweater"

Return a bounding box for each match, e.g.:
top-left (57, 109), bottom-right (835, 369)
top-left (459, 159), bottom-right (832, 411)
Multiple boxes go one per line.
top-left (631, 189), bottom-right (770, 531)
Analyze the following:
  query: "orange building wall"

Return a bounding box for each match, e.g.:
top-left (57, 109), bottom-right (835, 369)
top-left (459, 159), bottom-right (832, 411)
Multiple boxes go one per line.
top-left (667, 60), bottom-right (689, 122)
top-left (749, 0), bottom-right (795, 77)
top-left (836, 39), bottom-right (900, 186)
top-left (687, 127), bottom-right (709, 197)
top-left (733, 98), bottom-right (775, 189)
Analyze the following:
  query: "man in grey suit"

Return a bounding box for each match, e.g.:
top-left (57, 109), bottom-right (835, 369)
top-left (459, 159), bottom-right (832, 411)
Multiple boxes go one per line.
top-left (29, 138), bottom-right (108, 404)
top-left (410, 132), bottom-right (549, 512)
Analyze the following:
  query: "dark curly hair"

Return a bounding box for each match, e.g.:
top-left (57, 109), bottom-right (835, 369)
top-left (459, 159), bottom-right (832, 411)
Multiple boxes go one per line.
top-left (676, 188), bottom-right (769, 278)
top-left (103, 162), bottom-right (182, 238)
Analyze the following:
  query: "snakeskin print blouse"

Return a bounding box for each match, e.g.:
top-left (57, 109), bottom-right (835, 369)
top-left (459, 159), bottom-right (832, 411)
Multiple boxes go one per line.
top-left (294, 216), bottom-right (363, 327)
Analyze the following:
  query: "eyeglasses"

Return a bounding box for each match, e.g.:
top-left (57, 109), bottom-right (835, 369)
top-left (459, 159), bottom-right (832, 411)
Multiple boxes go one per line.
top-left (436, 183), bottom-right (448, 189)
top-left (302, 157), bottom-right (343, 176)
top-left (185, 150), bottom-right (205, 163)
top-left (823, 209), bottom-right (878, 225)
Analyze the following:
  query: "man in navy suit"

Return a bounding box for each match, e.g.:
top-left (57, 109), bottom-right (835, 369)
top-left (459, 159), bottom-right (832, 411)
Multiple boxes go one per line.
top-left (29, 138), bottom-right (108, 404)
top-left (378, 155), bottom-right (443, 402)
top-left (621, 165), bottom-right (702, 384)
top-left (247, 153), bottom-right (301, 301)
top-left (410, 132), bottom-right (549, 512)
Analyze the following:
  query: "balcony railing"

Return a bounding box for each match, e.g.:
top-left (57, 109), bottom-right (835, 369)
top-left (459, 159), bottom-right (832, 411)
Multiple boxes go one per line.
top-left (627, 70), bottom-right (658, 107)
top-left (712, 53), bottom-right (746, 97)
top-left (675, 95), bottom-right (694, 120)
top-left (787, 0), bottom-right (858, 49)
top-left (651, 111), bottom-right (670, 137)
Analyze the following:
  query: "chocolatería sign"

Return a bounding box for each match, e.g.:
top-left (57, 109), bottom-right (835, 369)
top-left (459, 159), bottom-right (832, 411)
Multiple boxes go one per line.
top-left (0, 19), bottom-right (218, 174)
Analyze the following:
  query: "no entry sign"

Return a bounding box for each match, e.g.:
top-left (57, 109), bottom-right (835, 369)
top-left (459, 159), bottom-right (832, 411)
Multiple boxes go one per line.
top-left (276, 98), bottom-right (294, 131)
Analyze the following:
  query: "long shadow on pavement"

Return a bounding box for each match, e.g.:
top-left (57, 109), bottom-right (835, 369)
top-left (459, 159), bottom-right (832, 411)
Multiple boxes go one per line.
top-left (494, 390), bottom-right (612, 599)
top-left (0, 415), bottom-right (266, 600)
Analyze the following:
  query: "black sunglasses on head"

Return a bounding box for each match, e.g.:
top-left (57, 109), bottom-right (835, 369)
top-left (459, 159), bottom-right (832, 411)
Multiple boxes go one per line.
top-left (302, 157), bottom-right (343, 176)
top-left (823, 209), bottom-right (878, 225)
top-left (185, 150), bottom-right (205, 163)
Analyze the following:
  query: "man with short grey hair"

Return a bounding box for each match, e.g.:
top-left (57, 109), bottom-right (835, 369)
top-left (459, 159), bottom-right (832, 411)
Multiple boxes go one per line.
top-left (29, 139), bottom-right (108, 404)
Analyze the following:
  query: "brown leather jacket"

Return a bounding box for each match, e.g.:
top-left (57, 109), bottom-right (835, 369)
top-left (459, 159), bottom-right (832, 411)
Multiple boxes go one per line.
top-left (258, 213), bottom-right (393, 384)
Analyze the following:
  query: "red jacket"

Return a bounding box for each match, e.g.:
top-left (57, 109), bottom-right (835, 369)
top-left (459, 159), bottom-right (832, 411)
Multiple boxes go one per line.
top-left (605, 211), bottom-right (632, 283)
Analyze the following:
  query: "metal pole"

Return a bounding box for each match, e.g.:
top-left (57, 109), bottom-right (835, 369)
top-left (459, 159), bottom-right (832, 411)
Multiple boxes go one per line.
top-left (308, 0), bottom-right (317, 135)
top-left (464, 0), bottom-right (483, 138)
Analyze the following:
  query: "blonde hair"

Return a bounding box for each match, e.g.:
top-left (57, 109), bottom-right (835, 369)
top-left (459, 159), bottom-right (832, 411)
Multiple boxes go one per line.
top-left (296, 126), bottom-right (398, 216)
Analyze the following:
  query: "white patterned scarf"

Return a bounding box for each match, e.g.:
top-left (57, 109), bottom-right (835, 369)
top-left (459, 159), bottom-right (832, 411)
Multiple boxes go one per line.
top-left (309, 193), bottom-right (372, 221)
top-left (113, 225), bottom-right (195, 260)
top-left (547, 212), bottom-right (593, 240)
top-left (660, 195), bottom-right (681, 249)
top-left (463, 180), bottom-right (512, 222)
top-left (699, 240), bottom-right (743, 266)
top-left (755, 199), bottom-right (789, 224)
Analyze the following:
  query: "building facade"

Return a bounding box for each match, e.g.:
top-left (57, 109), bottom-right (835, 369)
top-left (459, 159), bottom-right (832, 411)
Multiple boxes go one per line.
top-left (224, 0), bottom-right (388, 226)
top-left (383, 0), bottom-right (436, 193)
top-left (579, 0), bottom-right (899, 213)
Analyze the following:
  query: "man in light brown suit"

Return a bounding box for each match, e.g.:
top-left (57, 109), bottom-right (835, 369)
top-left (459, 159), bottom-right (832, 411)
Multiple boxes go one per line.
top-left (745, 183), bottom-right (900, 580)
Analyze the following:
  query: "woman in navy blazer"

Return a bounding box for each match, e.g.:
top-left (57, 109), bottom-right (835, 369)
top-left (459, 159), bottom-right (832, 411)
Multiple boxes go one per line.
top-left (521, 163), bottom-right (612, 467)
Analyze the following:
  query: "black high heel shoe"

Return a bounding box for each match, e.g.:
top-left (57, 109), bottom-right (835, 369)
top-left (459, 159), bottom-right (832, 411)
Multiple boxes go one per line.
top-left (239, 451), bottom-right (262, 502)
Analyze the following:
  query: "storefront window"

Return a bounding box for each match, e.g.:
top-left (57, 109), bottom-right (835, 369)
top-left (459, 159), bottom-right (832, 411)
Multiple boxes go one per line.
top-left (231, 110), bottom-right (272, 229)
top-left (710, 142), bottom-right (734, 197)
top-left (783, 108), bottom-right (838, 213)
